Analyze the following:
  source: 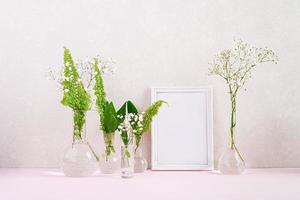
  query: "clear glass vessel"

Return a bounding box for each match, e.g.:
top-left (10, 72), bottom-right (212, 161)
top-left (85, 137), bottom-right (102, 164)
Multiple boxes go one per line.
top-left (99, 133), bottom-right (119, 174)
top-left (121, 145), bottom-right (134, 178)
top-left (61, 112), bottom-right (99, 177)
top-left (134, 145), bottom-right (148, 173)
top-left (218, 147), bottom-right (245, 175)
top-left (99, 153), bottom-right (119, 174)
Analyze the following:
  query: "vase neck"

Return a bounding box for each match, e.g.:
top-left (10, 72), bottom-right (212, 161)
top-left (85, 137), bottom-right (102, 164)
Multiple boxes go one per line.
top-left (135, 144), bottom-right (143, 157)
top-left (103, 132), bottom-right (115, 144)
top-left (230, 94), bottom-right (237, 149)
top-left (73, 110), bottom-right (87, 143)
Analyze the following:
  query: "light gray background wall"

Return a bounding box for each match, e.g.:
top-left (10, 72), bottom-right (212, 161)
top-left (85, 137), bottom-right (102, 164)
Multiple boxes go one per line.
top-left (0, 0), bottom-right (299, 168)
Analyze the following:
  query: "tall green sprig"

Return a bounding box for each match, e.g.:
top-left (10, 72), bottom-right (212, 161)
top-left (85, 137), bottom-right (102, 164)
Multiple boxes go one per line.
top-left (141, 100), bottom-right (166, 133)
top-left (117, 100), bottom-right (166, 150)
top-left (117, 101), bottom-right (138, 147)
top-left (93, 58), bottom-right (107, 129)
top-left (61, 48), bottom-right (91, 140)
top-left (134, 100), bottom-right (165, 148)
top-left (93, 59), bottom-right (118, 156)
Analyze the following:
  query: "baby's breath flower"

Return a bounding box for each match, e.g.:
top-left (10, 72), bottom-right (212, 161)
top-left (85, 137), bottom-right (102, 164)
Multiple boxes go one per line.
top-left (208, 40), bottom-right (278, 161)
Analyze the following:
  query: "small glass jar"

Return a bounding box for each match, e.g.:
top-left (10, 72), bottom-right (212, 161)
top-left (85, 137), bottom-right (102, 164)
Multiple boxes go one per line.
top-left (61, 111), bottom-right (98, 177)
top-left (134, 145), bottom-right (148, 173)
top-left (121, 144), bottom-right (134, 178)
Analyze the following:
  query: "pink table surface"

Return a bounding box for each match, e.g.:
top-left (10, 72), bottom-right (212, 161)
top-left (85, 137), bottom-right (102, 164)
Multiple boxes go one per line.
top-left (0, 168), bottom-right (299, 200)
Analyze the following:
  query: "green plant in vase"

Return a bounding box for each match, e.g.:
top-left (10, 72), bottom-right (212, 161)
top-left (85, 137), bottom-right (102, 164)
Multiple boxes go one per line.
top-left (61, 48), bottom-right (92, 141)
top-left (93, 58), bottom-right (119, 174)
top-left (116, 102), bottom-right (136, 178)
top-left (117, 100), bottom-right (165, 173)
top-left (208, 40), bottom-right (278, 174)
top-left (59, 48), bottom-right (98, 177)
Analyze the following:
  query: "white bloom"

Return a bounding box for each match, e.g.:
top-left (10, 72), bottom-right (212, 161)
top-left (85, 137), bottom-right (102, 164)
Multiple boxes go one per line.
top-left (139, 115), bottom-right (143, 121)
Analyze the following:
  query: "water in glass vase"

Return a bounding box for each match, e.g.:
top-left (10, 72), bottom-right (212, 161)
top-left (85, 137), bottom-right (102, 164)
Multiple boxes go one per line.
top-left (61, 114), bottom-right (98, 177)
top-left (218, 147), bottom-right (245, 174)
top-left (134, 145), bottom-right (148, 173)
top-left (99, 133), bottom-right (119, 174)
top-left (121, 145), bottom-right (134, 178)
top-left (99, 152), bottom-right (119, 174)
top-left (62, 140), bottom-right (98, 177)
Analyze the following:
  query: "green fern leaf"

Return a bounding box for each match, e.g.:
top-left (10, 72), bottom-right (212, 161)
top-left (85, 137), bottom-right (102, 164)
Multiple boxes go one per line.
top-left (141, 100), bottom-right (166, 133)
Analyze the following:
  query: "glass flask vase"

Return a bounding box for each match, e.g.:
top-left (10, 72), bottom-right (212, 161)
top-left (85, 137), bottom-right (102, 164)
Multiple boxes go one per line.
top-left (134, 145), bottom-right (148, 173)
top-left (121, 144), bottom-right (134, 178)
top-left (218, 146), bottom-right (245, 175)
top-left (99, 133), bottom-right (119, 174)
top-left (61, 113), bottom-right (99, 177)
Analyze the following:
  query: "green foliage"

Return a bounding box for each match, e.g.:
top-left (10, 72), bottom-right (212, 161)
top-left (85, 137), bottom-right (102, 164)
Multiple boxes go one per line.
top-left (125, 149), bottom-right (131, 158)
top-left (102, 102), bottom-right (118, 155)
top-left (93, 59), bottom-right (107, 130)
top-left (103, 132), bottom-right (115, 156)
top-left (117, 101), bottom-right (139, 146)
top-left (93, 60), bottom-right (119, 134)
top-left (103, 102), bottom-right (119, 133)
top-left (61, 48), bottom-right (91, 139)
top-left (120, 130), bottom-right (130, 146)
top-left (73, 110), bottom-right (85, 140)
top-left (117, 101), bottom-right (138, 118)
top-left (117, 100), bottom-right (166, 149)
top-left (141, 100), bottom-right (166, 133)
top-left (93, 59), bottom-right (118, 156)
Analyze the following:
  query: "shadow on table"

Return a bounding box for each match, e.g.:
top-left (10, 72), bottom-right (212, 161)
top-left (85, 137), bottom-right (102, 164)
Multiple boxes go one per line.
top-left (38, 169), bottom-right (119, 178)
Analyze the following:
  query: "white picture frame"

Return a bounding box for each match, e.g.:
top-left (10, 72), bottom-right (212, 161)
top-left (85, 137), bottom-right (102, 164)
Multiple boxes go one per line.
top-left (151, 87), bottom-right (213, 170)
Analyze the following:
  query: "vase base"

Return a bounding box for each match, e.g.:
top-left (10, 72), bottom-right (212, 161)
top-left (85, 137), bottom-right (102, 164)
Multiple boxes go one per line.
top-left (121, 170), bottom-right (133, 178)
top-left (218, 147), bottom-right (245, 175)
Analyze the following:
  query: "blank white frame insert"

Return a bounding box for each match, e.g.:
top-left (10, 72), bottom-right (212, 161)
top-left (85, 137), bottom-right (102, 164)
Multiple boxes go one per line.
top-left (151, 87), bottom-right (213, 170)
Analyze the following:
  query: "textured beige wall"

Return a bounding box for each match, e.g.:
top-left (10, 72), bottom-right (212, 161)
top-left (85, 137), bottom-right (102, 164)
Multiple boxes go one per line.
top-left (0, 0), bottom-right (299, 168)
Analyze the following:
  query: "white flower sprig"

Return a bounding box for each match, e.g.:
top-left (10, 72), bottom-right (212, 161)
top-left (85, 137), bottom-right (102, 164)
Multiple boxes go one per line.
top-left (117, 113), bottom-right (144, 133)
top-left (117, 113), bottom-right (144, 146)
top-left (48, 55), bottom-right (115, 90)
top-left (208, 39), bottom-right (278, 93)
top-left (208, 39), bottom-right (278, 162)
top-left (48, 54), bottom-right (116, 110)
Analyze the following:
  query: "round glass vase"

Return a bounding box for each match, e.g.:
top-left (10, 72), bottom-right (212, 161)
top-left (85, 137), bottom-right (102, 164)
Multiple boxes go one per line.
top-left (62, 140), bottom-right (99, 177)
top-left (121, 144), bottom-right (134, 178)
top-left (99, 133), bottom-right (119, 174)
top-left (134, 145), bottom-right (148, 173)
top-left (218, 146), bottom-right (245, 175)
top-left (61, 113), bottom-right (98, 177)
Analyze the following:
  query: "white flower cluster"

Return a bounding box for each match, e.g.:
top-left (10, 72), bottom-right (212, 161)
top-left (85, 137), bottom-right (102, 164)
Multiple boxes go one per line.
top-left (47, 68), bottom-right (63, 91)
top-left (117, 113), bottom-right (144, 135)
top-left (48, 54), bottom-right (116, 103)
top-left (95, 56), bottom-right (116, 75)
top-left (76, 56), bottom-right (116, 89)
top-left (208, 39), bottom-right (278, 94)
